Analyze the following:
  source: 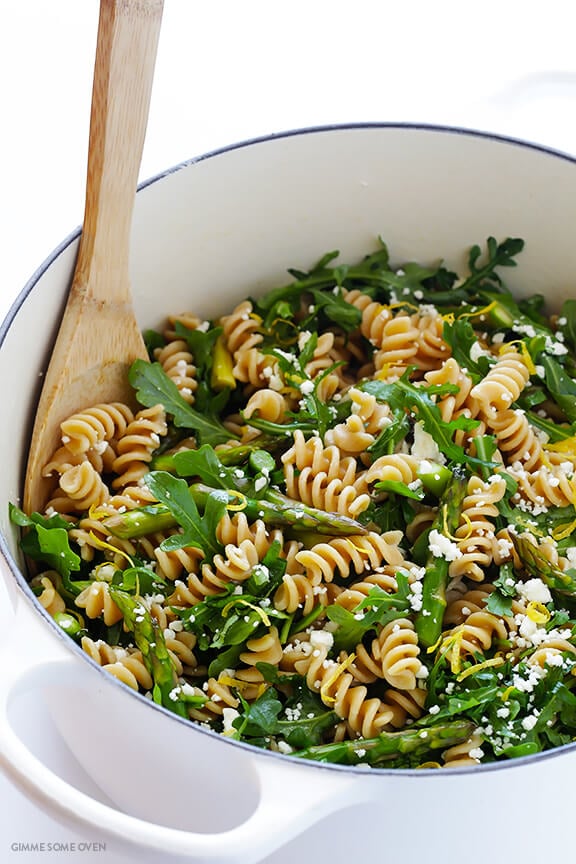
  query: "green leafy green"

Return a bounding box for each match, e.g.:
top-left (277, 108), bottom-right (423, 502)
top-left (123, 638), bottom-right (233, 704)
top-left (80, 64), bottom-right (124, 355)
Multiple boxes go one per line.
top-left (326, 573), bottom-right (411, 651)
top-left (145, 471), bottom-right (225, 559)
top-left (129, 360), bottom-right (234, 446)
top-left (9, 505), bottom-right (83, 591)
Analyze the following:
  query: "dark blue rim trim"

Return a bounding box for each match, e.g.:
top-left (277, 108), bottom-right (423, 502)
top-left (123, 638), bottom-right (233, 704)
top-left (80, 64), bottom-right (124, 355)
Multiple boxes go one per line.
top-left (2, 121), bottom-right (576, 778)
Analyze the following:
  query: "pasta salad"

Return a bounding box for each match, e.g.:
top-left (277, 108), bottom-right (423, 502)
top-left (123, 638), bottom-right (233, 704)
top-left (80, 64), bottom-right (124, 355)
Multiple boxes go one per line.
top-left (12, 236), bottom-right (576, 768)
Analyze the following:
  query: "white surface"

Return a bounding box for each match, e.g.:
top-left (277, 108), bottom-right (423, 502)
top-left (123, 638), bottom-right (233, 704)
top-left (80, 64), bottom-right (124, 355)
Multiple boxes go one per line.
top-left (1, 1), bottom-right (576, 861)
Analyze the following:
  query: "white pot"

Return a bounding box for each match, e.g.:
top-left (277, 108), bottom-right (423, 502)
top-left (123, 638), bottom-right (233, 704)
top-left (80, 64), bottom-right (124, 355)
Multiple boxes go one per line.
top-left (1, 124), bottom-right (576, 863)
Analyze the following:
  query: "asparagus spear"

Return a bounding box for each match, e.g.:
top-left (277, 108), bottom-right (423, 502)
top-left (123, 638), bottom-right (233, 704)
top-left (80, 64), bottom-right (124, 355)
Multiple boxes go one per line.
top-left (151, 436), bottom-right (285, 471)
top-left (109, 587), bottom-right (188, 718)
top-left (414, 474), bottom-right (468, 648)
top-left (513, 534), bottom-right (576, 595)
top-left (102, 483), bottom-right (368, 539)
top-left (292, 719), bottom-right (475, 765)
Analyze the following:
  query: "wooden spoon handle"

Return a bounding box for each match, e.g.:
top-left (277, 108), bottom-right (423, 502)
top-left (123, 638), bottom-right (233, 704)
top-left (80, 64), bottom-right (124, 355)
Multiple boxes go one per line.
top-left (74, 0), bottom-right (164, 303)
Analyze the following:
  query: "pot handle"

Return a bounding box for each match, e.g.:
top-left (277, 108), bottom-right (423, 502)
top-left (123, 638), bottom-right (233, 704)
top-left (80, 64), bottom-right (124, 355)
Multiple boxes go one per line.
top-left (0, 590), bottom-right (368, 863)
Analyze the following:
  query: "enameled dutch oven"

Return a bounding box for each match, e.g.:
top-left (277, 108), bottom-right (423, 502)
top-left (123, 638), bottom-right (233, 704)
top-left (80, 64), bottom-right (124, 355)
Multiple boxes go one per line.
top-left (1, 125), bottom-right (576, 864)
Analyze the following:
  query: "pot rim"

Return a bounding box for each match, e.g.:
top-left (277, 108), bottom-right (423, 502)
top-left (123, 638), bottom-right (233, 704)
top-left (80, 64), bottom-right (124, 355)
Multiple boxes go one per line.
top-left (3, 120), bottom-right (576, 779)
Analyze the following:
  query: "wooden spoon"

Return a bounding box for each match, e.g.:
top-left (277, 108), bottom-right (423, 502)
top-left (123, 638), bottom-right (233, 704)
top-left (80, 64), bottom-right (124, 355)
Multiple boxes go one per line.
top-left (24, 0), bottom-right (164, 514)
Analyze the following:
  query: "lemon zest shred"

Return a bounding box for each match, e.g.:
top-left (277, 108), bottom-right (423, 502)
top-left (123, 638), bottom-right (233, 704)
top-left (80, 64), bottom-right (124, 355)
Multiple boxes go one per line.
top-left (430, 629), bottom-right (464, 672)
top-left (441, 505), bottom-right (470, 543)
top-left (416, 761), bottom-right (442, 770)
top-left (441, 312), bottom-right (455, 325)
top-left (442, 510), bottom-right (472, 543)
top-left (498, 339), bottom-right (537, 375)
top-left (457, 656), bottom-right (505, 682)
top-left (346, 539), bottom-right (370, 556)
top-left (88, 502), bottom-right (110, 522)
top-left (500, 685), bottom-right (516, 702)
top-left (552, 519), bottom-right (576, 542)
top-left (375, 363), bottom-right (392, 381)
top-left (320, 653), bottom-right (356, 705)
top-left (249, 312), bottom-right (263, 324)
top-left (221, 598), bottom-right (271, 627)
top-left (225, 490), bottom-right (248, 512)
top-left (544, 436), bottom-right (576, 456)
top-left (456, 300), bottom-right (499, 321)
top-left (449, 629), bottom-right (464, 675)
top-left (218, 675), bottom-right (250, 690)
top-left (426, 632), bottom-right (445, 654)
top-left (526, 601), bottom-right (551, 625)
top-left (269, 317), bottom-right (299, 346)
top-left (88, 531), bottom-right (134, 568)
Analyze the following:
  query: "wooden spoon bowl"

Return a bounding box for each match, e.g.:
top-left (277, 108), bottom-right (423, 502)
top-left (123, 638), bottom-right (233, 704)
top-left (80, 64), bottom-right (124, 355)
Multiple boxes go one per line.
top-left (24, 0), bottom-right (164, 514)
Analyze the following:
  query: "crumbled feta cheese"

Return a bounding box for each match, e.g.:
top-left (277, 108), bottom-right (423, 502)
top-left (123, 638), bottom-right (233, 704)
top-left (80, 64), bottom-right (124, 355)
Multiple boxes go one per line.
top-left (428, 529), bottom-right (462, 562)
top-left (222, 707), bottom-right (240, 733)
top-left (309, 629), bottom-right (334, 650)
top-left (411, 422), bottom-right (445, 464)
top-left (516, 578), bottom-right (552, 605)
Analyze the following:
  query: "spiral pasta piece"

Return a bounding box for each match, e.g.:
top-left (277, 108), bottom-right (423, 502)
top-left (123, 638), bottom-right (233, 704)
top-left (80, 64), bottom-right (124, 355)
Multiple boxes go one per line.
top-left (446, 611), bottom-right (508, 660)
top-left (294, 636), bottom-right (395, 737)
top-left (442, 731), bottom-right (484, 768)
top-left (282, 429), bottom-right (357, 484)
top-left (448, 475), bottom-right (507, 582)
top-left (372, 618), bottom-right (423, 689)
top-left (243, 388), bottom-right (289, 423)
top-left (484, 408), bottom-right (544, 470)
top-left (59, 402), bottom-right (134, 456)
top-left (74, 581), bottom-right (123, 626)
top-left (383, 686), bottom-right (428, 729)
top-left (239, 626), bottom-right (283, 666)
top-left (412, 311), bottom-right (451, 372)
top-left (153, 339), bottom-right (198, 404)
top-left (469, 348), bottom-right (530, 415)
top-left (273, 572), bottom-right (341, 615)
top-left (47, 461), bottom-right (110, 513)
top-left (324, 413), bottom-right (375, 455)
top-left (219, 300), bottom-right (263, 355)
top-left (111, 404), bottom-right (167, 489)
top-left (364, 453), bottom-right (419, 487)
top-left (295, 531), bottom-right (406, 585)
top-left (333, 568), bottom-right (398, 612)
top-left (374, 314), bottom-right (420, 376)
top-left (34, 573), bottom-right (66, 616)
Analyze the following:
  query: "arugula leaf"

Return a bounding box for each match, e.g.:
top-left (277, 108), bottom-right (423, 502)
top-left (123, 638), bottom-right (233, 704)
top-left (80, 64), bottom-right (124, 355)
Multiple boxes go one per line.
top-left (233, 687), bottom-right (284, 738)
top-left (460, 237), bottom-right (524, 293)
top-left (128, 360), bottom-right (234, 446)
top-left (485, 563), bottom-right (517, 617)
top-left (441, 317), bottom-right (491, 381)
top-left (145, 471), bottom-right (225, 559)
top-left (10, 505), bottom-right (83, 589)
top-left (366, 409), bottom-right (410, 459)
top-left (175, 321), bottom-right (221, 375)
top-left (308, 288), bottom-right (362, 332)
top-left (373, 479), bottom-right (424, 501)
top-left (559, 299), bottom-right (576, 352)
top-left (110, 565), bottom-right (167, 597)
top-left (326, 573), bottom-right (411, 651)
top-left (540, 355), bottom-right (576, 422)
top-left (361, 376), bottom-right (489, 470)
top-left (166, 444), bottom-right (242, 489)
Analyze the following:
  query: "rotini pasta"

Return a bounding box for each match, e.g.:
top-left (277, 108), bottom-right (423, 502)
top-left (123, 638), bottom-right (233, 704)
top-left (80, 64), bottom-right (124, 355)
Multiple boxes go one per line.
top-left (17, 237), bottom-right (576, 770)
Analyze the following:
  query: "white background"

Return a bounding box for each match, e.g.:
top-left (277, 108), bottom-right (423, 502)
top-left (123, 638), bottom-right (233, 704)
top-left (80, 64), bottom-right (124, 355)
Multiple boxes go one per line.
top-left (1, 1), bottom-right (576, 862)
